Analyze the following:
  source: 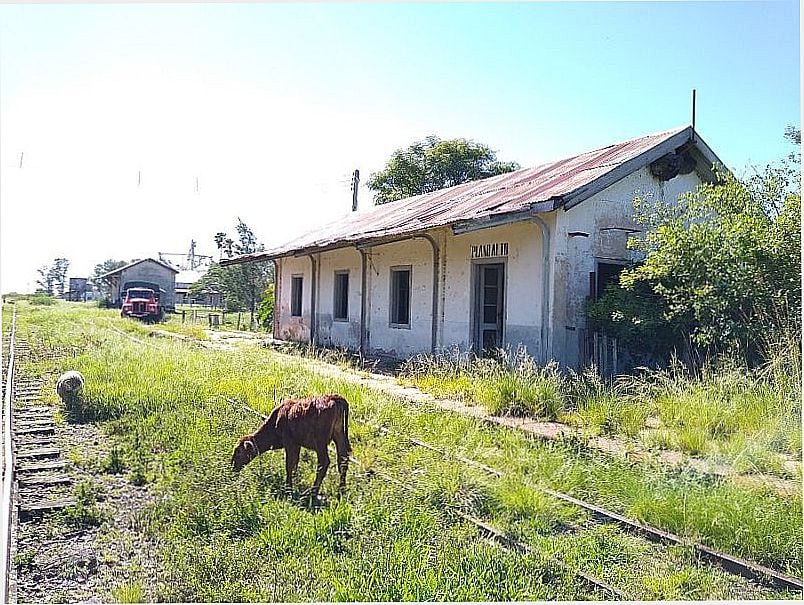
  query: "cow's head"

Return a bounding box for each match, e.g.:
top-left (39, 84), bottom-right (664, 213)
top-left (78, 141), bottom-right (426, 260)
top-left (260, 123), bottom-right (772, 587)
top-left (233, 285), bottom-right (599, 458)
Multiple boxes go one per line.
top-left (232, 435), bottom-right (260, 472)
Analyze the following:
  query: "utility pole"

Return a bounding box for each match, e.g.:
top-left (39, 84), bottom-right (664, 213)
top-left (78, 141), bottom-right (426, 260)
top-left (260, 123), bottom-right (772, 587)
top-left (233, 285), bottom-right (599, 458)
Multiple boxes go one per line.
top-left (351, 169), bottom-right (360, 212)
top-left (691, 89), bottom-right (697, 143)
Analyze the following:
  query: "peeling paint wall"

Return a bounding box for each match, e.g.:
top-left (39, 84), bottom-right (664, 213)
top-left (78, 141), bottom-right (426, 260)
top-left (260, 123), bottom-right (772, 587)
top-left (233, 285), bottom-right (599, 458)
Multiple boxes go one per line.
top-left (364, 238), bottom-right (435, 358)
top-left (552, 166), bottom-right (703, 368)
top-left (275, 256), bottom-right (312, 342)
top-left (316, 247), bottom-right (363, 350)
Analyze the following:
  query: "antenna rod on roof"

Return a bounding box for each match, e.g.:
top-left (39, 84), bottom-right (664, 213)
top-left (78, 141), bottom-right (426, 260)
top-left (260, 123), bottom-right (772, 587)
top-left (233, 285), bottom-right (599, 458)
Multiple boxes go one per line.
top-left (691, 89), bottom-right (696, 143)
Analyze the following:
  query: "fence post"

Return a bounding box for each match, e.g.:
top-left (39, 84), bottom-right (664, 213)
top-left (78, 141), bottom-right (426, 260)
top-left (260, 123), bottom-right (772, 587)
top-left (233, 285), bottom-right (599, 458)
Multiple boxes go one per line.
top-left (181, 310), bottom-right (186, 324)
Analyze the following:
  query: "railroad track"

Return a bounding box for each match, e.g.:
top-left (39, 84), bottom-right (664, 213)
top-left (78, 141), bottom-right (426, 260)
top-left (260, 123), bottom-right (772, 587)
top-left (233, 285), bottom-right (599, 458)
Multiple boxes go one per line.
top-left (1, 305), bottom-right (77, 602)
top-left (222, 396), bottom-right (802, 598)
top-left (91, 326), bottom-right (804, 597)
top-left (368, 421), bottom-right (803, 594)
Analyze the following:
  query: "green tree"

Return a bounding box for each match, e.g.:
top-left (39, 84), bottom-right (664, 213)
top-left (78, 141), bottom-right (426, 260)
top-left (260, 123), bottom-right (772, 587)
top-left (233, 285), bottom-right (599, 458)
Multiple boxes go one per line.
top-left (91, 259), bottom-right (128, 301)
top-left (36, 257), bottom-right (70, 296)
top-left (194, 219), bottom-right (273, 328)
top-left (367, 135), bottom-right (519, 204)
top-left (256, 283), bottom-right (275, 330)
top-left (589, 151), bottom-right (800, 365)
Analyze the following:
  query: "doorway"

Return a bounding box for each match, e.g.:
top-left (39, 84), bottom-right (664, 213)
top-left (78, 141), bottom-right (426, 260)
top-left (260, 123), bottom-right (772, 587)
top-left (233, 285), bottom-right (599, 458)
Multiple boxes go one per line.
top-left (473, 263), bottom-right (505, 356)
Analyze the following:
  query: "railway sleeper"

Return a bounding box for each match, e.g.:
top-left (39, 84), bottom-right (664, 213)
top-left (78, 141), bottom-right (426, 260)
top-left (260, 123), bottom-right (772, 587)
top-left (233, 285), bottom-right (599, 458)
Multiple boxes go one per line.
top-left (17, 474), bottom-right (72, 487)
top-left (16, 406), bottom-right (54, 413)
top-left (19, 499), bottom-right (78, 520)
top-left (15, 426), bottom-right (55, 436)
top-left (15, 421), bottom-right (56, 430)
top-left (15, 447), bottom-right (61, 459)
top-left (17, 460), bottom-right (68, 473)
top-left (15, 436), bottom-right (55, 448)
top-left (15, 413), bottom-right (54, 421)
top-left (15, 382), bottom-right (42, 389)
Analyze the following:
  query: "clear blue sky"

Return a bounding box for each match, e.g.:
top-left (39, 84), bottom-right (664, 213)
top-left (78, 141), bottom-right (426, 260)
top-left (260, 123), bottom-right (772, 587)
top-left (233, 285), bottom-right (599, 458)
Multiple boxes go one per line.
top-left (1, 1), bottom-right (800, 292)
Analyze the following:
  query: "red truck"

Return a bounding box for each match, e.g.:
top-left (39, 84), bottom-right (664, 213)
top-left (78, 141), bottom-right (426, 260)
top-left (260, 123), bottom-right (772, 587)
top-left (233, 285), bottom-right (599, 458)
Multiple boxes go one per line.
top-left (121, 287), bottom-right (165, 322)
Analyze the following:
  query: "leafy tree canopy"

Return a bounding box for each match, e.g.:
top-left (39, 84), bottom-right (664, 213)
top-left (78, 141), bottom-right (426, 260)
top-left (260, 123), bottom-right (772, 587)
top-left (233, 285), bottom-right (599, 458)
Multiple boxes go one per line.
top-left (36, 257), bottom-right (70, 296)
top-left (367, 135), bottom-right (520, 205)
top-left (193, 218), bottom-right (273, 327)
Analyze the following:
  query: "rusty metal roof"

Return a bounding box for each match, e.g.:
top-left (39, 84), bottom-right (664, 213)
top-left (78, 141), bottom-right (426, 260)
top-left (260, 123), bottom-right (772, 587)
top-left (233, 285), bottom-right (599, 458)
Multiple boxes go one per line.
top-left (225, 126), bottom-right (720, 264)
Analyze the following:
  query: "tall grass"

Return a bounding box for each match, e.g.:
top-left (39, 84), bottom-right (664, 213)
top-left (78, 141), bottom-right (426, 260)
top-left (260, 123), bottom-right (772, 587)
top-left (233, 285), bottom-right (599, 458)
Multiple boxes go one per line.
top-left (403, 341), bottom-right (801, 477)
top-left (6, 301), bottom-right (802, 600)
top-left (403, 346), bottom-right (566, 418)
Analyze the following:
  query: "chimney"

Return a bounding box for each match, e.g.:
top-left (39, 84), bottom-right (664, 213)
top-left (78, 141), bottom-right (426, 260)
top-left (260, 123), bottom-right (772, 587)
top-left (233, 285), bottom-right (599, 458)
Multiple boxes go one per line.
top-left (351, 169), bottom-right (360, 212)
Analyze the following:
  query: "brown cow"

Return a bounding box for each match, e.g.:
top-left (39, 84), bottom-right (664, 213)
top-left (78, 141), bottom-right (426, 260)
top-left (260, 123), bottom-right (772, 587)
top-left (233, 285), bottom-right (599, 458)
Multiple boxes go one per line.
top-left (232, 394), bottom-right (352, 497)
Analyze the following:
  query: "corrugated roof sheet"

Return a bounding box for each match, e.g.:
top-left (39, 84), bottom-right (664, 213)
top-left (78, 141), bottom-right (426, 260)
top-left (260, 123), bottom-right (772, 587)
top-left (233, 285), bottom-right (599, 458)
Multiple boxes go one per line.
top-left (230, 126), bottom-right (698, 263)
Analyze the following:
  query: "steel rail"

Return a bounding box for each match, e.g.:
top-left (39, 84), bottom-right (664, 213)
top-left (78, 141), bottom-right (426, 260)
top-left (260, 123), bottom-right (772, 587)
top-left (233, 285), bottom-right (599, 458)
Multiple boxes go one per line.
top-left (1, 305), bottom-right (17, 602)
top-left (366, 421), bottom-right (803, 594)
top-left (222, 396), bottom-right (802, 592)
top-left (225, 397), bottom-right (627, 600)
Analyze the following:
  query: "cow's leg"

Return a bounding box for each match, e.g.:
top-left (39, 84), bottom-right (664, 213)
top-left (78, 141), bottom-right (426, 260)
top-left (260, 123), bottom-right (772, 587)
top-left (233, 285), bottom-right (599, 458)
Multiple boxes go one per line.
top-left (334, 437), bottom-right (350, 496)
top-left (311, 446), bottom-right (330, 497)
top-left (284, 444), bottom-right (301, 492)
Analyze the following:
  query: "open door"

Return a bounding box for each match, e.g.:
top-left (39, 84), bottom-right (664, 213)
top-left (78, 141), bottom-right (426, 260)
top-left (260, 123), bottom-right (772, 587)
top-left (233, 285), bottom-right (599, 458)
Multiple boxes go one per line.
top-left (473, 263), bottom-right (505, 356)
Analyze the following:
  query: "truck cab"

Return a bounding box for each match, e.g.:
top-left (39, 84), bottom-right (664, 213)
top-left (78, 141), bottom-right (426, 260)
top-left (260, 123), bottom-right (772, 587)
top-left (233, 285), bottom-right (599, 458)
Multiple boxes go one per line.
top-left (121, 287), bottom-right (164, 322)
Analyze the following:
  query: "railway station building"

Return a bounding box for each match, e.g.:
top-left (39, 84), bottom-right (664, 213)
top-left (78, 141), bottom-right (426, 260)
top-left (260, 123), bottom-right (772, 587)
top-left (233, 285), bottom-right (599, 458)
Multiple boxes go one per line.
top-left (226, 126), bottom-right (723, 371)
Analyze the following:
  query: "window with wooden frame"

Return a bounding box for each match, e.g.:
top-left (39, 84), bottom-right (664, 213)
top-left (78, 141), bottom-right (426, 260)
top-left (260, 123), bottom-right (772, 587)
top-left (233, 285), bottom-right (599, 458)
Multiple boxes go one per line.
top-left (389, 266), bottom-right (411, 328)
top-left (333, 271), bottom-right (349, 321)
top-left (290, 275), bottom-right (303, 317)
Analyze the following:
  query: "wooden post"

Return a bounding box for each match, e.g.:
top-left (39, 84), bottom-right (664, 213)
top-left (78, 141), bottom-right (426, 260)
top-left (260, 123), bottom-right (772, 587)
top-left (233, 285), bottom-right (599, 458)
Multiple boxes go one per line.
top-left (181, 310), bottom-right (186, 324)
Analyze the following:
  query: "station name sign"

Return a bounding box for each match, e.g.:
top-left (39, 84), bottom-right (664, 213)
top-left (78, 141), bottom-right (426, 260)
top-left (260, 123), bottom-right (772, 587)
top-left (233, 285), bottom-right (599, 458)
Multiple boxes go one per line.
top-left (470, 242), bottom-right (509, 259)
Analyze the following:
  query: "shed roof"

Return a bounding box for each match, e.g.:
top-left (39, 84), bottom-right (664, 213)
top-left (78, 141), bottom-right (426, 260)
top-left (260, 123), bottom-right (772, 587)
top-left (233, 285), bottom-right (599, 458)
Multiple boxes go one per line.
top-left (98, 258), bottom-right (179, 279)
top-left (224, 126), bottom-right (722, 265)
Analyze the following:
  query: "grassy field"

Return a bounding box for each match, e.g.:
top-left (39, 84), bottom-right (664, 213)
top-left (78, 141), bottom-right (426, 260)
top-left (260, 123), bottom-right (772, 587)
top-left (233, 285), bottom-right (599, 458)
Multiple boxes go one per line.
top-left (401, 344), bottom-right (802, 479)
top-left (4, 301), bottom-right (802, 601)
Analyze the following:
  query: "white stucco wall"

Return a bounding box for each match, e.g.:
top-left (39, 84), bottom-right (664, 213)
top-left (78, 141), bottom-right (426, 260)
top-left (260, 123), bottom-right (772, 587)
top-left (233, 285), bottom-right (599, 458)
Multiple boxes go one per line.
top-left (363, 238), bottom-right (436, 358)
top-left (272, 164), bottom-right (705, 367)
top-left (275, 256), bottom-right (312, 342)
top-left (316, 247), bottom-right (363, 349)
top-left (444, 220), bottom-right (548, 357)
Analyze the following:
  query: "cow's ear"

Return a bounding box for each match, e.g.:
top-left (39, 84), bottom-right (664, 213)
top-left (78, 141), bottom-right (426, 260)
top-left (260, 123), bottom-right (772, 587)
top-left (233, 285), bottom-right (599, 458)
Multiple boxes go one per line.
top-left (266, 407), bottom-right (282, 429)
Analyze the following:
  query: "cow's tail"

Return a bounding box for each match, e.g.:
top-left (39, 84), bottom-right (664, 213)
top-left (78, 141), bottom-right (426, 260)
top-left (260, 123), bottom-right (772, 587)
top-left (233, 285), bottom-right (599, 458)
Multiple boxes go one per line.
top-left (337, 396), bottom-right (352, 454)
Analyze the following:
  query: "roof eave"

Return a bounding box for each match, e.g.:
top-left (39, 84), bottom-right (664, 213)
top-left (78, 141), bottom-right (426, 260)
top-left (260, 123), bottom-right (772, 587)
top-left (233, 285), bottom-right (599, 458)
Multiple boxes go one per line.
top-left (451, 200), bottom-right (561, 235)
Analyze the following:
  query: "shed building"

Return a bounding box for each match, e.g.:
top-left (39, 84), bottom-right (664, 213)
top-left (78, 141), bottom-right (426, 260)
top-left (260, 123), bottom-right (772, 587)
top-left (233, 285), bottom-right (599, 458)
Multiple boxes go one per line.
top-left (224, 126), bottom-right (723, 371)
top-left (66, 278), bottom-right (89, 302)
top-left (175, 270), bottom-right (223, 307)
top-left (99, 258), bottom-right (179, 310)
